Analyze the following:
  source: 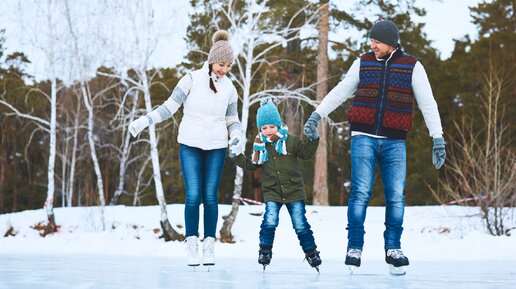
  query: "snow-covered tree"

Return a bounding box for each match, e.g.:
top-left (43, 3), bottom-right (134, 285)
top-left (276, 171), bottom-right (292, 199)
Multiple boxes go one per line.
top-left (97, 0), bottom-right (184, 240)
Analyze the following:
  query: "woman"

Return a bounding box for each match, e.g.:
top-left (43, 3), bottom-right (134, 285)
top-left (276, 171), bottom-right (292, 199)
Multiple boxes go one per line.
top-left (129, 30), bottom-right (243, 267)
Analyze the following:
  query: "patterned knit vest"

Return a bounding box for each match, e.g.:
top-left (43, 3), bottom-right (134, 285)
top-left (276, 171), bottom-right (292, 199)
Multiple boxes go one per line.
top-left (347, 49), bottom-right (417, 140)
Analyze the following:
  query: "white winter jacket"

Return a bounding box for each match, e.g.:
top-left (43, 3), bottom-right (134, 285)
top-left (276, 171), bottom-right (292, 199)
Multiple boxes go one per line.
top-left (146, 62), bottom-right (242, 150)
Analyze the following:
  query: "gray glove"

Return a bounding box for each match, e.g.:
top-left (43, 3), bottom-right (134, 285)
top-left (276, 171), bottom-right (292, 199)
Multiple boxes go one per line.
top-left (432, 137), bottom-right (446, 169)
top-left (303, 111), bottom-right (321, 141)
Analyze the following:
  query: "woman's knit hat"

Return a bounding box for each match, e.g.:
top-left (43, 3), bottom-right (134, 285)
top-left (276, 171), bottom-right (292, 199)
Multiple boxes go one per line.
top-left (369, 20), bottom-right (399, 48)
top-left (256, 97), bottom-right (282, 129)
top-left (207, 30), bottom-right (234, 64)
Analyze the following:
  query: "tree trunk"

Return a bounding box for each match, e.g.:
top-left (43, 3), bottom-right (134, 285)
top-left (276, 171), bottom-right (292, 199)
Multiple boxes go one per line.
top-left (110, 91), bottom-right (138, 205)
top-left (219, 40), bottom-right (253, 242)
top-left (142, 72), bottom-right (183, 241)
top-left (44, 76), bottom-right (58, 234)
top-left (312, 1), bottom-right (329, 206)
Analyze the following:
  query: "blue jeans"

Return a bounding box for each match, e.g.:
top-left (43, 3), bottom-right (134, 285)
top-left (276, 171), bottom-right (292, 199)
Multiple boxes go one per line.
top-left (347, 135), bottom-right (406, 250)
top-left (259, 200), bottom-right (316, 251)
top-left (179, 144), bottom-right (226, 238)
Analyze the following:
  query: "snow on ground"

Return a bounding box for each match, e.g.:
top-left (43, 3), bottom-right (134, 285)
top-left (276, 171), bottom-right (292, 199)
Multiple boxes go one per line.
top-left (0, 205), bottom-right (515, 288)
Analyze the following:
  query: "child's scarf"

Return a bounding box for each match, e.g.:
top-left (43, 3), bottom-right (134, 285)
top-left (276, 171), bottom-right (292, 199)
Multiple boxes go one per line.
top-left (251, 124), bottom-right (288, 165)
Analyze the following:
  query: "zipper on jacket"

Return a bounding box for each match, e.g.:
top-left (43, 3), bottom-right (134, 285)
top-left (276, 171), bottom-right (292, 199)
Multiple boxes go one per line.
top-left (375, 58), bottom-right (389, 135)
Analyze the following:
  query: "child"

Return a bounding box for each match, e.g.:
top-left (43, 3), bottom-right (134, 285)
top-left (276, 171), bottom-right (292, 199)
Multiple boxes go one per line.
top-left (229, 98), bottom-right (322, 271)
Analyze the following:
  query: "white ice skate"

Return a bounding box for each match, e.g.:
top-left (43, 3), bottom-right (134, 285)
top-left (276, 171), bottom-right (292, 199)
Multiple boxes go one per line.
top-left (185, 236), bottom-right (200, 268)
top-left (202, 236), bottom-right (216, 268)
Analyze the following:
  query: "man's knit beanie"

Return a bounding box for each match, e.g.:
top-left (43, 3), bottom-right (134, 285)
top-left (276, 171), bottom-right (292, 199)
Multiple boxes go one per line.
top-left (256, 97), bottom-right (282, 129)
top-left (207, 30), bottom-right (234, 64)
top-left (369, 20), bottom-right (399, 47)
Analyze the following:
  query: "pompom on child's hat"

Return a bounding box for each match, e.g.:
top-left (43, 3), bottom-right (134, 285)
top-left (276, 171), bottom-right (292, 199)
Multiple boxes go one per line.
top-left (256, 97), bottom-right (282, 129)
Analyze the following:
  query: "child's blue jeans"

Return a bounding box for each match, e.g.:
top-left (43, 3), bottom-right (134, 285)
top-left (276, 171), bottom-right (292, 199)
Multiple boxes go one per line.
top-left (259, 200), bottom-right (316, 251)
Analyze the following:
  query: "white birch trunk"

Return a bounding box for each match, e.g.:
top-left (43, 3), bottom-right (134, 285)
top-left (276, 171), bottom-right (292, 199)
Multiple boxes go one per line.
top-left (67, 99), bottom-right (81, 207)
top-left (110, 92), bottom-right (138, 205)
top-left (141, 72), bottom-right (182, 241)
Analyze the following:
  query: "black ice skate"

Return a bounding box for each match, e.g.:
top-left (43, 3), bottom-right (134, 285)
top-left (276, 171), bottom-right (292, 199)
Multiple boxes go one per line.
top-left (385, 249), bottom-right (409, 276)
top-left (304, 249), bottom-right (322, 273)
top-left (344, 248), bottom-right (362, 274)
top-left (258, 246), bottom-right (272, 271)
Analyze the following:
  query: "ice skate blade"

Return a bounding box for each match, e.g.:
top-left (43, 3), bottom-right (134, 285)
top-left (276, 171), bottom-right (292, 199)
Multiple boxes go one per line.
top-left (314, 266), bottom-right (320, 273)
top-left (347, 265), bottom-right (358, 275)
top-left (389, 264), bottom-right (406, 276)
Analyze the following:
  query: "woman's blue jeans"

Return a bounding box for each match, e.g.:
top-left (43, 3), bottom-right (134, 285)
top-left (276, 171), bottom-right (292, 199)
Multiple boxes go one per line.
top-left (179, 144), bottom-right (226, 238)
top-left (347, 135), bottom-right (406, 250)
top-left (259, 200), bottom-right (316, 251)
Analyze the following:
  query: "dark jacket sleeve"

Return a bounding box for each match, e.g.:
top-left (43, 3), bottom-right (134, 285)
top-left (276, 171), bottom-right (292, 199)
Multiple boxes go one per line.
top-left (293, 137), bottom-right (319, 160)
top-left (231, 153), bottom-right (260, 171)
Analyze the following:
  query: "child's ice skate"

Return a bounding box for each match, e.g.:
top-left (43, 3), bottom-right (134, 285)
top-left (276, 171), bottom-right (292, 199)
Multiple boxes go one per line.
top-left (385, 249), bottom-right (409, 276)
top-left (304, 249), bottom-right (322, 273)
top-left (258, 246), bottom-right (272, 271)
top-left (344, 248), bottom-right (362, 274)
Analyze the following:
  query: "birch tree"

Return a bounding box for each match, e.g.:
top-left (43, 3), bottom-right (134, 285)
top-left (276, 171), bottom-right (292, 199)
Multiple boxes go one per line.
top-left (312, 0), bottom-right (329, 205)
top-left (98, 0), bottom-right (183, 240)
top-left (62, 0), bottom-right (109, 229)
top-left (0, 0), bottom-right (66, 234)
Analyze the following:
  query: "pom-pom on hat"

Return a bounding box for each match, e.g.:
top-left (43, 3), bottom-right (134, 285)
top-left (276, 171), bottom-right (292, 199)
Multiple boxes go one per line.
top-left (256, 97), bottom-right (282, 129)
top-left (207, 30), bottom-right (234, 64)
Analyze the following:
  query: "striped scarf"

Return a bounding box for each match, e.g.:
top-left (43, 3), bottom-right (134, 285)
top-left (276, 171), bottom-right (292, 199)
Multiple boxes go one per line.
top-left (251, 124), bottom-right (288, 165)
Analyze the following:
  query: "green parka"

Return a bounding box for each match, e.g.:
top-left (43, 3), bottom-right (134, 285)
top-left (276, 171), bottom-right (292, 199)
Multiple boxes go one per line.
top-left (231, 135), bottom-right (319, 204)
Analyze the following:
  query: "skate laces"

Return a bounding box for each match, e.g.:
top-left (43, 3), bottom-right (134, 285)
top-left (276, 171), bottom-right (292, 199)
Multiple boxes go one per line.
top-left (386, 249), bottom-right (405, 259)
top-left (203, 237), bottom-right (215, 255)
top-left (185, 236), bottom-right (198, 255)
top-left (347, 248), bottom-right (362, 259)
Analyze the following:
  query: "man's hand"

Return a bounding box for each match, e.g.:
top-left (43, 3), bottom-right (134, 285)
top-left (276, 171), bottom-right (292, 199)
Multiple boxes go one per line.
top-left (432, 137), bottom-right (446, 169)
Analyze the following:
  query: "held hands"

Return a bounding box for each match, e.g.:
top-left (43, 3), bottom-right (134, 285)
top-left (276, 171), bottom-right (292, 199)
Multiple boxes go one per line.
top-left (228, 134), bottom-right (244, 158)
top-left (128, 116), bottom-right (150, 137)
top-left (303, 112), bottom-right (321, 141)
top-left (432, 137), bottom-right (446, 169)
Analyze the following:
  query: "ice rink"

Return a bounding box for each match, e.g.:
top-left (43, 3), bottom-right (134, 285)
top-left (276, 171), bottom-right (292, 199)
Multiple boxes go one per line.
top-left (1, 254), bottom-right (515, 289)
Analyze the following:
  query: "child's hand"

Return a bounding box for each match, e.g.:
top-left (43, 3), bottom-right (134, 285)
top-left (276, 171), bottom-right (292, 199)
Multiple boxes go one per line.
top-left (303, 112), bottom-right (321, 141)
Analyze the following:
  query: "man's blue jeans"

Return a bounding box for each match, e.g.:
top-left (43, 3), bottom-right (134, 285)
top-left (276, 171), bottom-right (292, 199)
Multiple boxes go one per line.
top-left (259, 200), bottom-right (316, 251)
top-left (347, 135), bottom-right (406, 250)
top-left (179, 144), bottom-right (226, 238)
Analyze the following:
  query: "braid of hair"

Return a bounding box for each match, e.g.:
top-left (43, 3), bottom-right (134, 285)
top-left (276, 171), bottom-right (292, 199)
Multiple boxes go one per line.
top-left (208, 64), bottom-right (218, 93)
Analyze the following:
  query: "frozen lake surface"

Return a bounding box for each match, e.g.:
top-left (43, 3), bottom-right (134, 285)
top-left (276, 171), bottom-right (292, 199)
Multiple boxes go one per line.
top-left (1, 254), bottom-right (515, 289)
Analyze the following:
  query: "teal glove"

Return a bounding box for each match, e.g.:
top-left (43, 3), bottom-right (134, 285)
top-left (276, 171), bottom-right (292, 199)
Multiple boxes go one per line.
top-left (303, 112), bottom-right (321, 141)
top-left (432, 137), bottom-right (446, 169)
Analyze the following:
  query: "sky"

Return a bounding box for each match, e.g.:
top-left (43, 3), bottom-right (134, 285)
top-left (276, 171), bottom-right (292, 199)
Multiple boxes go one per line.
top-left (0, 0), bottom-right (486, 81)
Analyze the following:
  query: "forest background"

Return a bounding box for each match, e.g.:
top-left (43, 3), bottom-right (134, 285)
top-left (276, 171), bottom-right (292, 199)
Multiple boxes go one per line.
top-left (0, 0), bottom-right (513, 238)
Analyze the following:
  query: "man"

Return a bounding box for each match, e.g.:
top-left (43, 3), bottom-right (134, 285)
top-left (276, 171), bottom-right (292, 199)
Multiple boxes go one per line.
top-left (303, 20), bottom-right (446, 273)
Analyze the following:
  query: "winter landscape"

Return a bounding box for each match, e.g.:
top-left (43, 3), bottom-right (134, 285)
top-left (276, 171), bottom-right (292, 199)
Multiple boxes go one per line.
top-left (1, 0), bottom-right (515, 288)
top-left (1, 204), bottom-right (515, 289)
